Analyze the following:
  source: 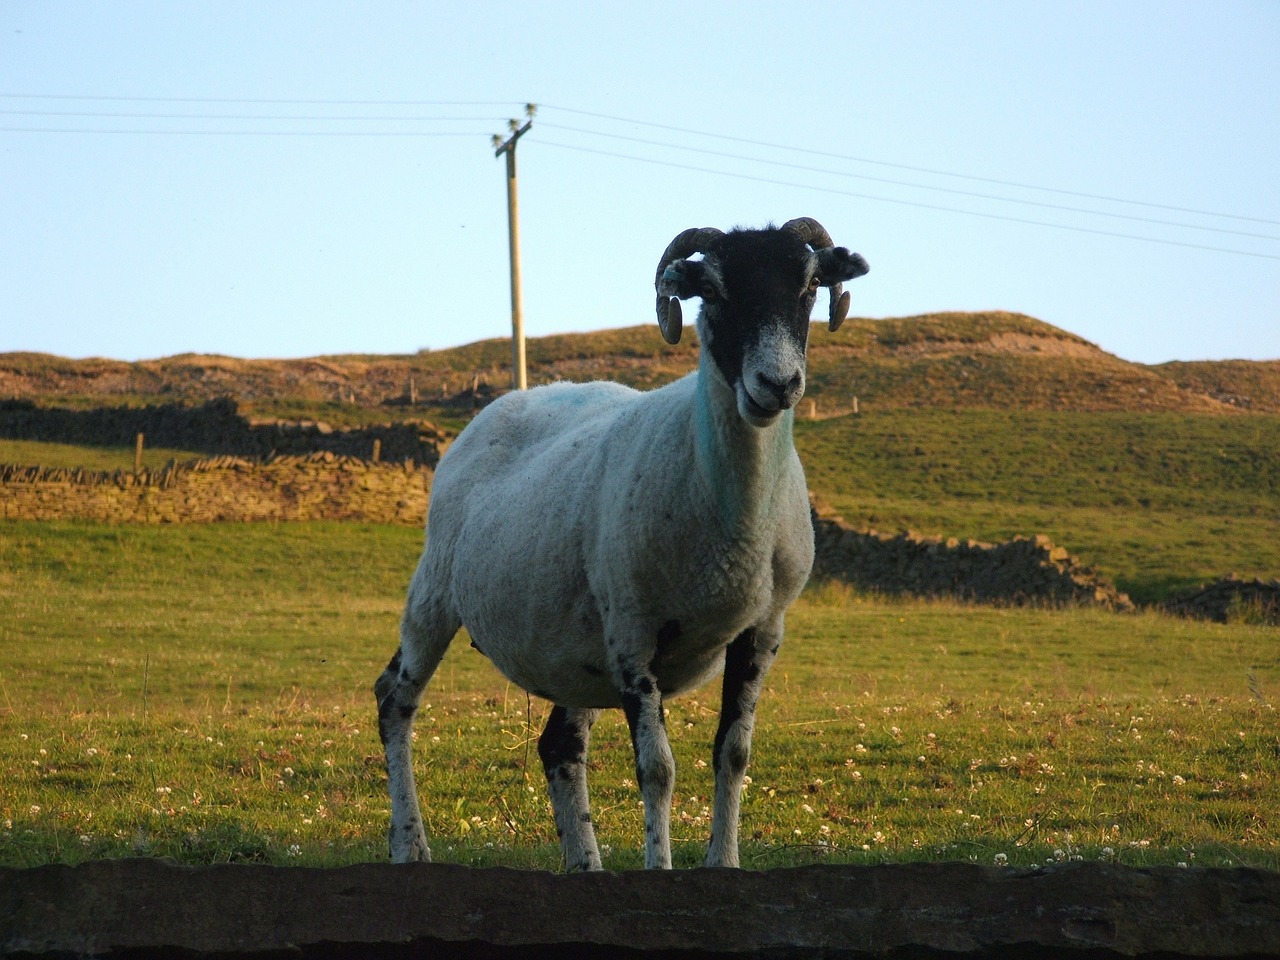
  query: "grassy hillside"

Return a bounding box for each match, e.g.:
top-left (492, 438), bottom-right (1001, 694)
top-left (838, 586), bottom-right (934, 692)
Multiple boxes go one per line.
top-left (1154, 359), bottom-right (1280, 414)
top-left (5, 312), bottom-right (1275, 419)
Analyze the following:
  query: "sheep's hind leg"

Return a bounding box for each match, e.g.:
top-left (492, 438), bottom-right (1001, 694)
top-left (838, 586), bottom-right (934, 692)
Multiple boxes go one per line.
top-left (705, 624), bottom-right (778, 868)
top-left (537, 705), bottom-right (604, 872)
top-left (375, 588), bottom-right (459, 863)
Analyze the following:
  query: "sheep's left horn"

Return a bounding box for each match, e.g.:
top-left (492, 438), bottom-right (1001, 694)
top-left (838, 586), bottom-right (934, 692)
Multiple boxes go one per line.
top-left (783, 217), bottom-right (850, 331)
top-left (653, 226), bottom-right (724, 345)
top-left (781, 217), bottom-right (835, 251)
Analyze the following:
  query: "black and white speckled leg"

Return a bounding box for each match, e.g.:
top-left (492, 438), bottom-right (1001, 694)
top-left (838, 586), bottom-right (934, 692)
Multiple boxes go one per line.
top-left (705, 624), bottom-right (778, 868)
top-left (374, 584), bottom-right (459, 864)
top-left (538, 705), bottom-right (604, 872)
top-left (615, 654), bottom-right (675, 869)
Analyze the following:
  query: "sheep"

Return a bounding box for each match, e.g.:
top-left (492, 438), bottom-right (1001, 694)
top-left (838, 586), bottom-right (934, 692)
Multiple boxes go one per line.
top-left (375, 217), bottom-right (869, 870)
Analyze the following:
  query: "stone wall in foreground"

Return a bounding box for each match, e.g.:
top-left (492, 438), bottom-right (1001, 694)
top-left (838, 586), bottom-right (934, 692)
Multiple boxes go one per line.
top-left (3, 859), bottom-right (1278, 958)
top-left (0, 453), bottom-right (430, 525)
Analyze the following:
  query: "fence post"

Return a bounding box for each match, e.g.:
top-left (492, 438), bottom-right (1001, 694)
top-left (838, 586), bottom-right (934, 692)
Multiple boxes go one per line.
top-left (134, 433), bottom-right (144, 473)
top-left (371, 438), bottom-right (381, 463)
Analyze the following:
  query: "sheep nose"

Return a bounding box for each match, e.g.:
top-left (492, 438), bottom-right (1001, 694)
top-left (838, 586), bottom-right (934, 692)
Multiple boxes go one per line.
top-left (754, 369), bottom-right (804, 410)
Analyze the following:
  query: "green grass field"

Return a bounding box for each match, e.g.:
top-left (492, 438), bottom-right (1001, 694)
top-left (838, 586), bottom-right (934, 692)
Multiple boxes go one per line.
top-left (0, 438), bottom-right (204, 472)
top-left (797, 410), bottom-right (1280, 603)
top-left (2, 522), bottom-right (1275, 871)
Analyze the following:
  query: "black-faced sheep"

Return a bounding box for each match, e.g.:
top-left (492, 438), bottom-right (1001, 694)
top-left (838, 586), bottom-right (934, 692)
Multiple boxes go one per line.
top-left (376, 218), bottom-right (869, 869)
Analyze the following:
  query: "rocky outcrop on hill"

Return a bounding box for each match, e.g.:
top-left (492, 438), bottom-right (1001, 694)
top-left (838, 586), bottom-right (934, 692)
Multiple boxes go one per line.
top-left (811, 503), bottom-right (1135, 611)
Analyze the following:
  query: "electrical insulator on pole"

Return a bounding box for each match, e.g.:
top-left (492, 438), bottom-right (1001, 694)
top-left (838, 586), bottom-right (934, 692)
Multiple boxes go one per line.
top-left (493, 103), bottom-right (536, 391)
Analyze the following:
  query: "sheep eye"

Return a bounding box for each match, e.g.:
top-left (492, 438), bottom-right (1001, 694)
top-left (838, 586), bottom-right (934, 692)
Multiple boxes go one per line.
top-left (700, 282), bottom-right (718, 301)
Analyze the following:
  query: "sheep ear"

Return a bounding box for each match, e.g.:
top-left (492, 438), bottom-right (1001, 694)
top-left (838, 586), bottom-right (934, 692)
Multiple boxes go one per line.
top-left (656, 260), bottom-right (710, 344)
top-left (657, 297), bottom-right (683, 344)
top-left (816, 247), bottom-right (870, 285)
top-left (829, 290), bottom-right (851, 332)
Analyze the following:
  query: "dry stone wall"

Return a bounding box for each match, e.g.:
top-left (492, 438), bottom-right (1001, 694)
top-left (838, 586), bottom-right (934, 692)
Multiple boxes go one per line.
top-left (0, 457), bottom-right (1135, 610)
top-left (811, 502), bottom-right (1134, 611)
top-left (0, 397), bottom-right (444, 466)
top-left (0, 453), bottom-right (429, 525)
top-left (1164, 574), bottom-right (1280, 625)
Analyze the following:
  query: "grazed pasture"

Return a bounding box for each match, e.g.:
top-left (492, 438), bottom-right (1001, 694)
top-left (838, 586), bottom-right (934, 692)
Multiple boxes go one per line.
top-left (1, 522), bottom-right (1274, 870)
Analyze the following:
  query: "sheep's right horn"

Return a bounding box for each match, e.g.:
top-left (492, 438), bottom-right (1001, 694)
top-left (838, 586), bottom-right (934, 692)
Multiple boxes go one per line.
top-left (653, 227), bottom-right (723, 345)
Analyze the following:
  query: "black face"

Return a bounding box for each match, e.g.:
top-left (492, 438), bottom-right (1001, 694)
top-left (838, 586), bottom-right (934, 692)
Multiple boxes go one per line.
top-left (656, 222), bottom-right (868, 426)
top-left (700, 228), bottom-right (817, 418)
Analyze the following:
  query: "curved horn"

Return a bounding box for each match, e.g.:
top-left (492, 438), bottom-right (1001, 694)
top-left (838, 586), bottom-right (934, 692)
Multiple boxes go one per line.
top-left (653, 226), bottom-right (723, 345)
top-left (781, 216), bottom-right (835, 250)
top-left (782, 217), bottom-right (851, 332)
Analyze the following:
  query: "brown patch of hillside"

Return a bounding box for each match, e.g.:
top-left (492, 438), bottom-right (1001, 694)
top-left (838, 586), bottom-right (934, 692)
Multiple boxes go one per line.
top-left (1154, 359), bottom-right (1280, 413)
top-left (0, 312), bottom-right (1263, 419)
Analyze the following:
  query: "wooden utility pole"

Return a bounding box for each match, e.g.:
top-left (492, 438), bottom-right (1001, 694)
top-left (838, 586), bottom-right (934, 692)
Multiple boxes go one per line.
top-left (493, 105), bottom-right (535, 391)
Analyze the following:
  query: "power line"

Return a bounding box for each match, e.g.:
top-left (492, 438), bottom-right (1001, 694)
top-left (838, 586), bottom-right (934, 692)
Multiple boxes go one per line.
top-left (6, 93), bottom-right (1274, 229)
top-left (4, 92), bottom-right (1277, 254)
top-left (0, 93), bottom-right (522, 107)
top-left (538, 139), bottom-right (1280, 262)
top-left (538, 121), bottom-right (1280, 243)
top-left (539, 103), bottom-right (1280, 228)
top-left (0, 127), bottom-right (494, 137)
top-left (1, 109), bottom-right (504, 122)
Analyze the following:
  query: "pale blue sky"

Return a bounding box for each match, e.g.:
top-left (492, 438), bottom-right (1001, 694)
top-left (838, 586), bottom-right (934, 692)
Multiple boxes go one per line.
top-left (2, 1), bottom-right (1277, 364)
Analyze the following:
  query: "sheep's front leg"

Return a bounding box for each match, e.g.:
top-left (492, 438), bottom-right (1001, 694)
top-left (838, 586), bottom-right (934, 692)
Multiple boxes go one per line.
top-left (616, 656), bottom-right (676, 869)
top-left (538, 705), bottom-right (604, 872)
top-left (706, 625), bottom-right (778, 868)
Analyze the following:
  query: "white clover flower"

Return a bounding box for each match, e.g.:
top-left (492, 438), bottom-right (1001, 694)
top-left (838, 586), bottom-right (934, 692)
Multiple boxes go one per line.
top-left (993, 853), bottom-right (1008, 866)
